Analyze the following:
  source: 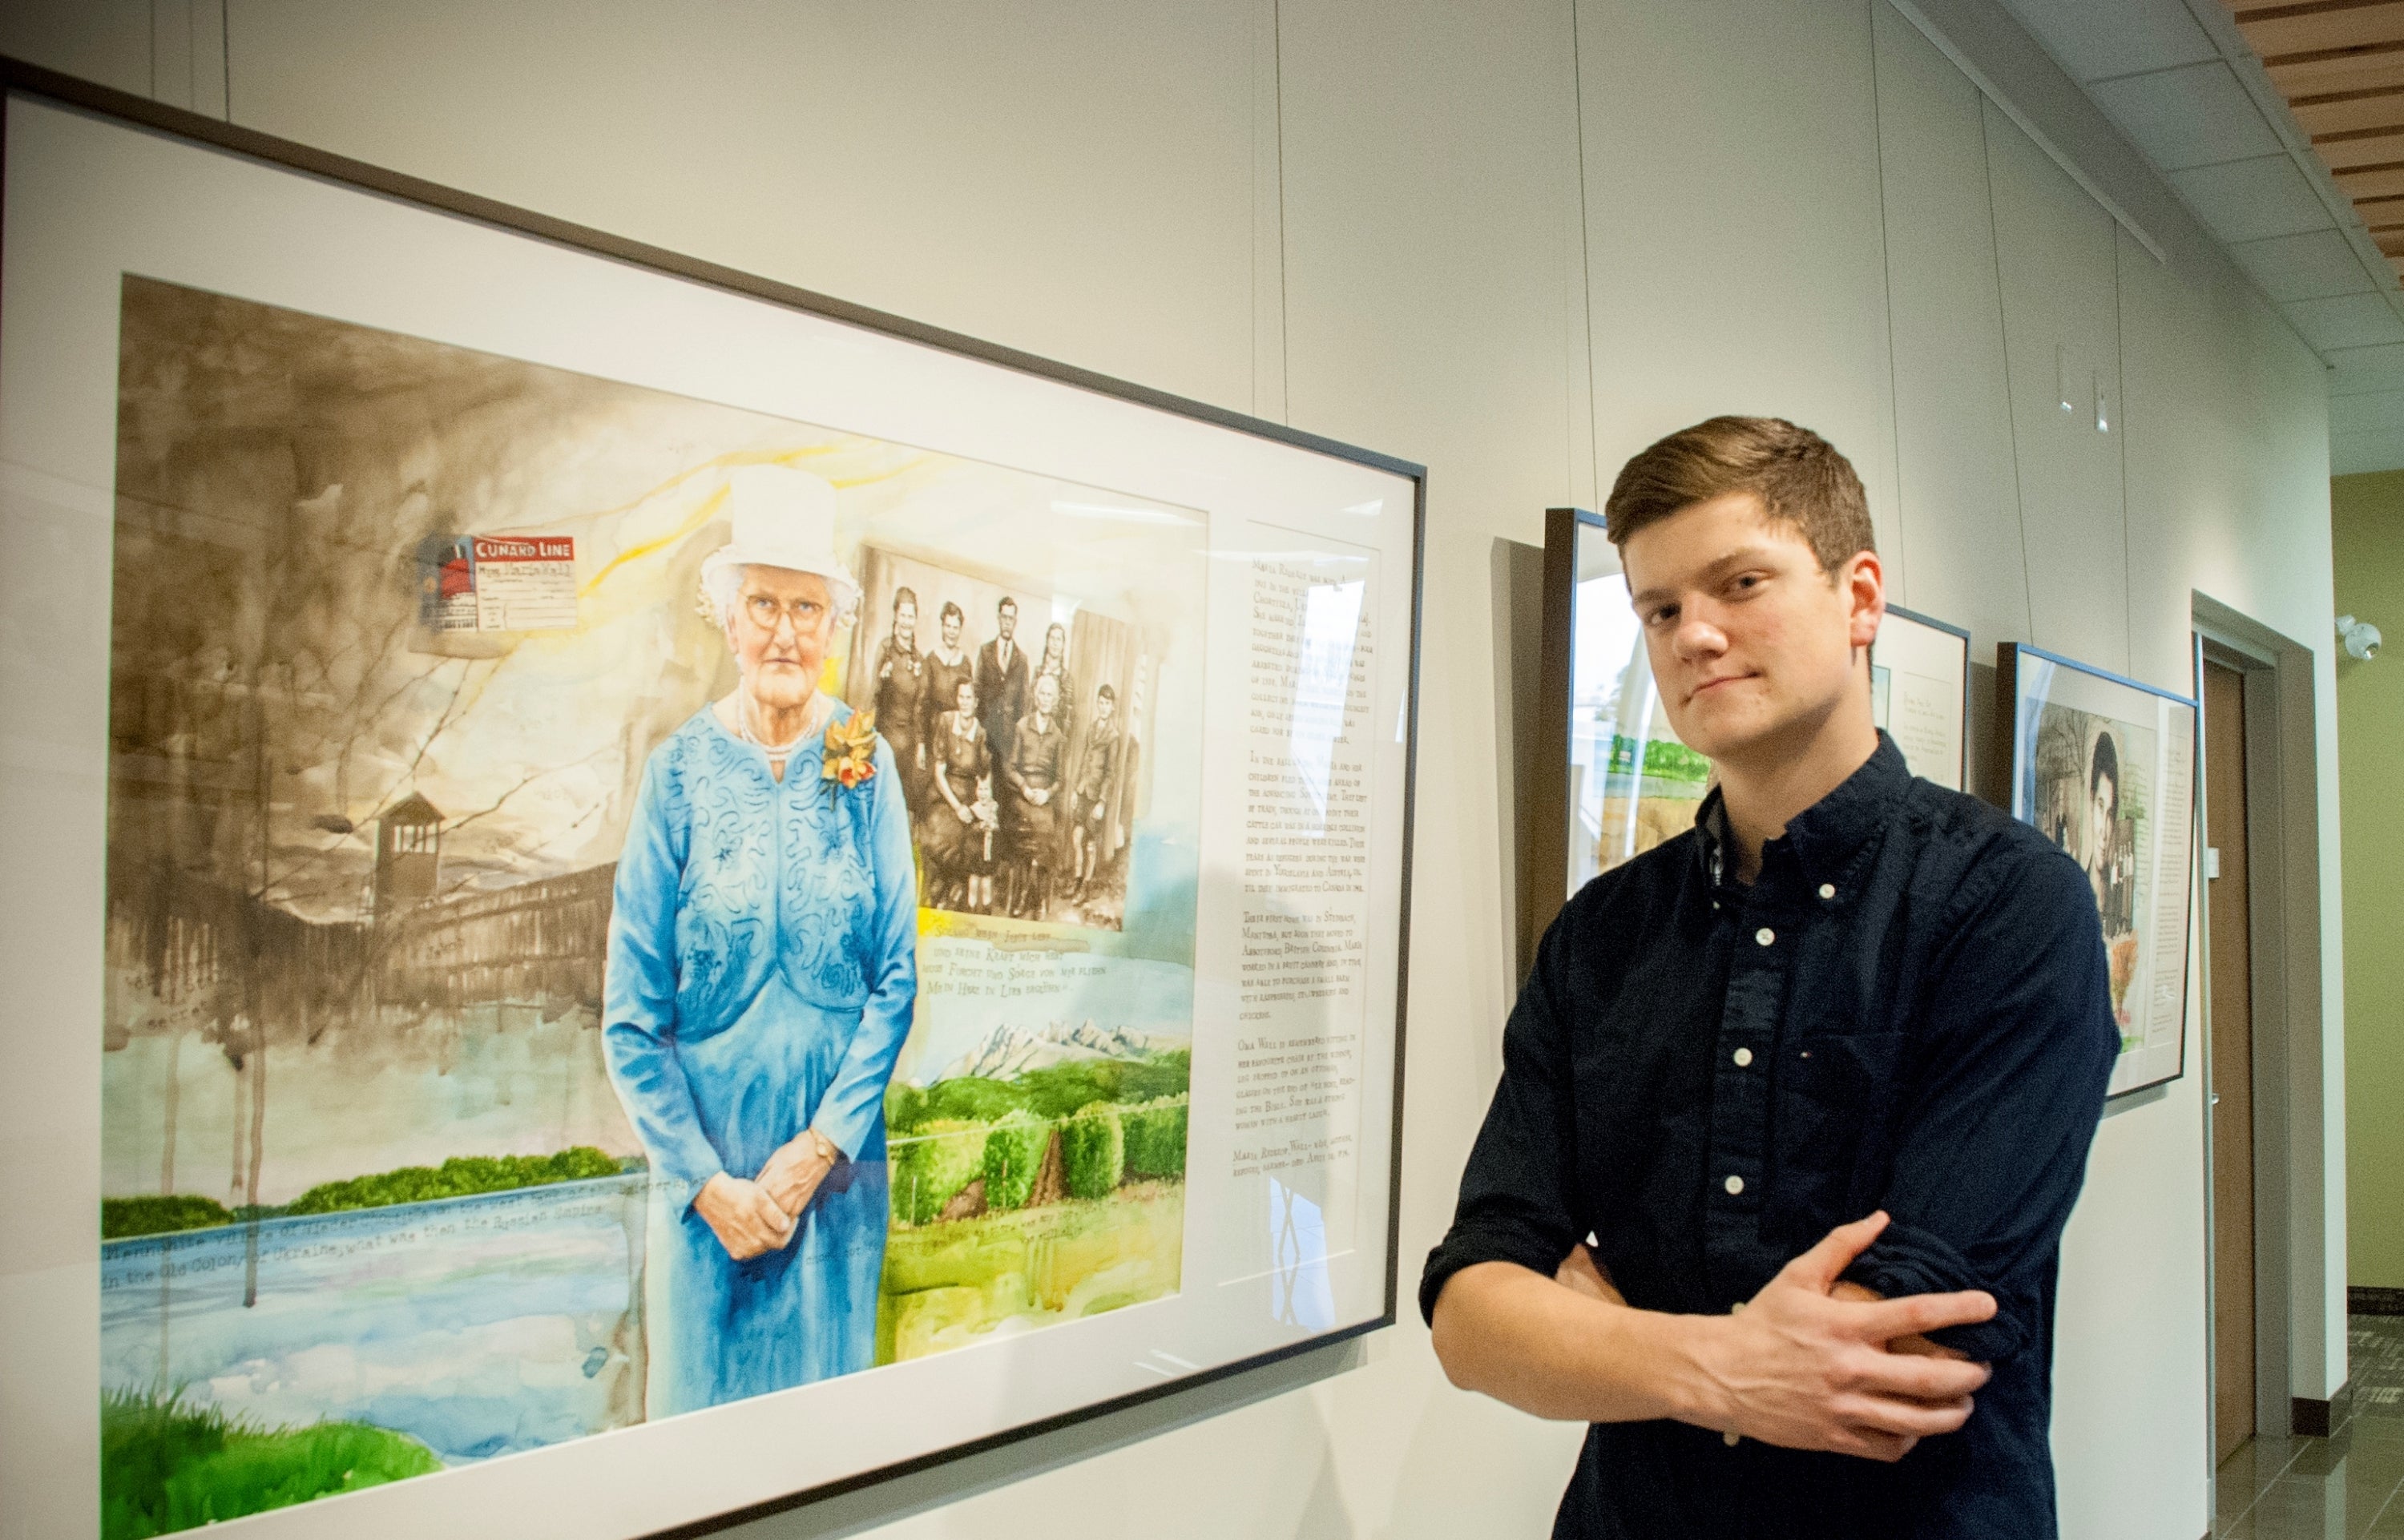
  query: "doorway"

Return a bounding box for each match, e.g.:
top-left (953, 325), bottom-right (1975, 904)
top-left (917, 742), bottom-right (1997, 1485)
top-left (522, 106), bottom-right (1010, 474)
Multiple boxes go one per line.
top-left (2205, 659), bottom-right (2255, 1465)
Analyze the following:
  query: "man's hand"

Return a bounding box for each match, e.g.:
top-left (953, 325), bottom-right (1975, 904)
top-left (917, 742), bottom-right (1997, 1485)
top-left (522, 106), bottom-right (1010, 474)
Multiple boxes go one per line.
top-left (1687, 1212), bottom-right (1995, 1462)
top-left (756, 1131), bottom-right (839, 1219)
top-left (692, 1172), bottom-right (796, 1260)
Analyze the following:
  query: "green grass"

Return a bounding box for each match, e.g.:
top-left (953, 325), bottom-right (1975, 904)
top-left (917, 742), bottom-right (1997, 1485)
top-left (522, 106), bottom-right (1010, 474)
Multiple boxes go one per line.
top-left (101, 1195), bottom-right (236, 1241)
top-left (283, 1147), bottom-right (623, 1216)
top-left (101, 1389), bottom-right (441, 1539)
top-left (878, 1183), bottom-right (1185, 1364)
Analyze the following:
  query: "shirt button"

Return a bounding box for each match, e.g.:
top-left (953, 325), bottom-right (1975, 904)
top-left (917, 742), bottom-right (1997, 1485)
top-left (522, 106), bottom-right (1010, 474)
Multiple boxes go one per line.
top-left (1754, 928), bottom-right (1774, 946)
top-left (1818, 883), bottom-right (1836, 900)
top-left (1723, 1174), bottom-right (1745, 1195)
top-left (1723, 1430), bottom-right (1740, 1447)
top-left (1732, 1046), bottom-right (1753, 1067)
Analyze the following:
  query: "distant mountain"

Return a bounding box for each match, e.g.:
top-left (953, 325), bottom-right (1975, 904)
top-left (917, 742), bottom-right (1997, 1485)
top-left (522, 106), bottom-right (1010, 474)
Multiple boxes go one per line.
top-left (939, 1019), bottom-right (1170, 1082)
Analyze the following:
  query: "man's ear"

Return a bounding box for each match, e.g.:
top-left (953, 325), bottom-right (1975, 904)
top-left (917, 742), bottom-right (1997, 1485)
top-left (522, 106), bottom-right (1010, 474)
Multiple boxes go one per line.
top-left (1842, 549), bottom-right (1885, 651)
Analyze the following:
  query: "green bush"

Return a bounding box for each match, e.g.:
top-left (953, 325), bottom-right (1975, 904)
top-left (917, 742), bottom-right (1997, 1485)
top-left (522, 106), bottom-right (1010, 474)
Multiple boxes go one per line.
top-left (100, 1389), bottom-right (440, 1539)
top-left (283, 1147), bottom-right (621, 1216)
top-left (981, 1112), bottom-right (1053, 1211)
top-left (1116, 1050), bottom-right (1190, 1104)
top-left (892, 1120), bottom-right (986, 1225)
top-left (102, 1195), bottom-right (236, 1240)
top-left (885, 1081), bottom-right (929, 1135)
top-left (924, 1075), bottom-right (1032, 1124)
top-left (1120, 1098), bottom-right (1189, 1181)
top-left (1059, 1103), bottom-right (1125, 1200)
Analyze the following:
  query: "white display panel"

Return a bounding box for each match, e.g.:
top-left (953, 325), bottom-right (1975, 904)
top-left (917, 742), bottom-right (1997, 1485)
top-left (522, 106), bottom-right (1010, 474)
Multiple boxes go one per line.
top-left (1870, 604), bottom-right (1970, 791)
top-left (0, 91), bottom-right (1418, 1540)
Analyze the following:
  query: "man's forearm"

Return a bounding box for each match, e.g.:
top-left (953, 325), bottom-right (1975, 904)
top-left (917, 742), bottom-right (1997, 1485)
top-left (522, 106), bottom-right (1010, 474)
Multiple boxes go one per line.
top-left (1427, 1216), bottom-right (1995, 1461)
top-left (1429, 1260), bottom-right (1716, 1425)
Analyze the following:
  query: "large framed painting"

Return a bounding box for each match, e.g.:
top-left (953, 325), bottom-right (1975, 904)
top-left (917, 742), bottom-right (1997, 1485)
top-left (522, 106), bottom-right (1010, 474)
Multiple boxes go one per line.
top-left (1524, 508), bottom-right (1975, 957)
top-left (0, 65), bottom-right (1421, 1540)
top-left (2001, 644), bottom-right (2196, 1097)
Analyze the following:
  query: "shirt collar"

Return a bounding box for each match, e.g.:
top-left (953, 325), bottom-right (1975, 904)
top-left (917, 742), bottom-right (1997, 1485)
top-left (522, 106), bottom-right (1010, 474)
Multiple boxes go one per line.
top-left (1692, 732), bottom-right (1911, 889)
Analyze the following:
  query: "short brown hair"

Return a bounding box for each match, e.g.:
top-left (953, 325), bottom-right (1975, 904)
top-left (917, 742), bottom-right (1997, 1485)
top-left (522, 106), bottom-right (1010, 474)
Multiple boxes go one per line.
top-left (1603, 416), bottom-right (1873, 575)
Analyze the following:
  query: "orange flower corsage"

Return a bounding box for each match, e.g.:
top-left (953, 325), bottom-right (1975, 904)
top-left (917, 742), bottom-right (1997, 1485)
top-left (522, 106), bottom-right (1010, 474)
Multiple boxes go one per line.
top-left (823, 708), bottom-right (878, 789)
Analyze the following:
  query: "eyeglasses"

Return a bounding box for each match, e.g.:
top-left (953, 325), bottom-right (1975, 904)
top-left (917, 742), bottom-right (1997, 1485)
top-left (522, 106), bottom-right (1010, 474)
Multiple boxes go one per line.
top-left (744, 593), bottom-right (828, 632)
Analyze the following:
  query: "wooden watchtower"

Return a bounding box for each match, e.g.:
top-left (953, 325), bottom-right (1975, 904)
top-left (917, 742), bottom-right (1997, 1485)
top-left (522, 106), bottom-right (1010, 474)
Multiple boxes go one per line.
top-left (373, 792), bottom-right (444, 919)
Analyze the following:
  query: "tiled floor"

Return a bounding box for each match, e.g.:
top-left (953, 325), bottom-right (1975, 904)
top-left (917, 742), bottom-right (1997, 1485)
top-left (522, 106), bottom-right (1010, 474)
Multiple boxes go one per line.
top-left (2214, 1316), bottom-right (2404, 1538)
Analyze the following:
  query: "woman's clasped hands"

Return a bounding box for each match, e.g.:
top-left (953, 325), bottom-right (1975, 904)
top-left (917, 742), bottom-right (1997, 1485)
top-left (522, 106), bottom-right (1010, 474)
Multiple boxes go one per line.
top-left (693, 1131), bottom-right (841, 1260)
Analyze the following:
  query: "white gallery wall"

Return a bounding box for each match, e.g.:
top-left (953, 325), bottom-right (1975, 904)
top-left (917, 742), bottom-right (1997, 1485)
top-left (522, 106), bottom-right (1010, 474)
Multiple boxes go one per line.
top-left (0, 2), bottom-right (2341, 1538)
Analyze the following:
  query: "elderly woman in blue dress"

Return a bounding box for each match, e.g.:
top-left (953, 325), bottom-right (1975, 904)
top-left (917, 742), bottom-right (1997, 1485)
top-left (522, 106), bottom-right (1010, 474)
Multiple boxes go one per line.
top-left (602, 465), bottom-right (917, 1418)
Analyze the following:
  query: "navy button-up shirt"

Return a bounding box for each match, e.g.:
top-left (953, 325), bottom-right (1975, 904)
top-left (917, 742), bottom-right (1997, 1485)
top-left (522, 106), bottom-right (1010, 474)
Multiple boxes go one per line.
top-left (1422, 734), bottom-right (2118, 1539)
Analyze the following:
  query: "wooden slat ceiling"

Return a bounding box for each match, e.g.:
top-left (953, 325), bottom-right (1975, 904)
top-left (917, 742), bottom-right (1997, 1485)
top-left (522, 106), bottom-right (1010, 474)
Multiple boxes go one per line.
top-left (2233, 0), bottom-right (2404, 273)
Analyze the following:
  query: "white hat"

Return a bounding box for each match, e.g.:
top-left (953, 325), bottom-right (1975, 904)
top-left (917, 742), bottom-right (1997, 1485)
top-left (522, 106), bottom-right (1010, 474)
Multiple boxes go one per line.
top-left (698, 465), bottom-right (861, 619)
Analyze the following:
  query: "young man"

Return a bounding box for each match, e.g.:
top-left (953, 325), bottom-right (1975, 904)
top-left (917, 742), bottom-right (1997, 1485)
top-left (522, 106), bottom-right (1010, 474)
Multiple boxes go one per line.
top-left (1424, 417), bottom-right (2117, 1538)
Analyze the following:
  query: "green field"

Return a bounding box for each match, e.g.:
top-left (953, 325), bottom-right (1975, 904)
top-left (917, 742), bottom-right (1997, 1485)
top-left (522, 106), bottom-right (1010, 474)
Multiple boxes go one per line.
top-left (877, 1182), bottom-right (1184, 1363)
top-left (100, 1390), bottom-right (441, 1540)
top-left (100, 1147), bottom-right (631, 1239)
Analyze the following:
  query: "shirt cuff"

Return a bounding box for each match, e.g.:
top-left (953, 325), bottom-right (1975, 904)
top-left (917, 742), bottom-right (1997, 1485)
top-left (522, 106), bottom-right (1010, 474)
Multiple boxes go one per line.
top-left (1418, 1222), bottom-right (1574, 1327)
top-left (1842, 1221), bottom-right (2027, 1364)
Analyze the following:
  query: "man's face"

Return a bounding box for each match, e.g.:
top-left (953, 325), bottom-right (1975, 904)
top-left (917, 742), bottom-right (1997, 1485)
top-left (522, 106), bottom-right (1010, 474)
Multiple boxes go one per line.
top-left (997, 603), bottom-right (1018, 642)
top-left (2087, 772), bottom-right (2117, 866)
top-left (1034, 673), bottom-right (1059, 715)
top-left (1095, 692), bottom-right (1115, 723)
top-left (729, 566), bottom-right (837, 710)
top-left (1620, 491), bottom-right (1879, 767)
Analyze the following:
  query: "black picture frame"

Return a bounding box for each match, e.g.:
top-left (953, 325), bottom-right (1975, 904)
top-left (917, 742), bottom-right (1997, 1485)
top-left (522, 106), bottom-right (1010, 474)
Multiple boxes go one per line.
top-left (0, 55), bottom-right (1426, 1540)
top-left (1999, 641), bottom-right (2197, 1099)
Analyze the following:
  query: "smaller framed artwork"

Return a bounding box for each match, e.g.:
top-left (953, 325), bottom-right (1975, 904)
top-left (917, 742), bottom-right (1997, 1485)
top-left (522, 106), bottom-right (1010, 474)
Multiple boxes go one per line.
top-left (2001, 644), bottom-right (2197, 1097)
top-left (1870, 605), bottom-right (1970, 791)
top-left (1526, 509), bottom-right (1711, 957)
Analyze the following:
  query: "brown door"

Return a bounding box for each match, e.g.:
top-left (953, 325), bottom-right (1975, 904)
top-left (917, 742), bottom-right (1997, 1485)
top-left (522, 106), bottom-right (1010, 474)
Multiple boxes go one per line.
top-left (2205, 661), bottom-right (2256, 1465)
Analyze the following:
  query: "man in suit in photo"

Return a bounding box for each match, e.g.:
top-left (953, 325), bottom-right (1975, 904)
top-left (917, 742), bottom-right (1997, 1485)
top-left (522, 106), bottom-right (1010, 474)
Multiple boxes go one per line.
top-left (976, 595), bottom-right (1029, 767)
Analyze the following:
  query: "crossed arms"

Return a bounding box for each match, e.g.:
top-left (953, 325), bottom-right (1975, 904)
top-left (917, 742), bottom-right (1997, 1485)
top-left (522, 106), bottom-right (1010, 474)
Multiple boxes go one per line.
top-left (1427, 848), bottom-right (2117, 1464)
top-left (1430, 1213), bottom-right (1994, 1462)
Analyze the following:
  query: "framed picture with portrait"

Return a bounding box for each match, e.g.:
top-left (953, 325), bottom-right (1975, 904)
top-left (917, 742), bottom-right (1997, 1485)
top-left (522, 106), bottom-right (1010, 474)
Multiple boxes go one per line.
top-left (0, 62), bottom-right (1422, 1540)
top-left (2001, 643), bottom-right (2196, 1097)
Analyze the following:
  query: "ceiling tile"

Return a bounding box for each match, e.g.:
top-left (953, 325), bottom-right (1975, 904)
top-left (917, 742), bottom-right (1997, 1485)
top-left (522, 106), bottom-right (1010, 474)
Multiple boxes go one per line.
top-left (2089, 62), bottom-right (2286, 171)
top-left (2331, 387), bottom-right (2404, 437)
top-left (1999, 0), bottom-right (2219, 83)
top-left (2228, 229), bottom-right (2381, 301)
top-left (2284, 292), bottom-right (2404, 351)
top-left (2328, 341), bottom-right (2404, 394)
top-left (2167, 155), bottom-right (2334, 243)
